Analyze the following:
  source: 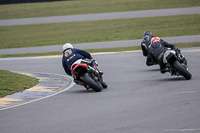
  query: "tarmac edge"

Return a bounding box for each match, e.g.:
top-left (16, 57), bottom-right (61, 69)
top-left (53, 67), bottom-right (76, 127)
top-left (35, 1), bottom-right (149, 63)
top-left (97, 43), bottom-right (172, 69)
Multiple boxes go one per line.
top-left (0, 71), bottom-right (75, 111)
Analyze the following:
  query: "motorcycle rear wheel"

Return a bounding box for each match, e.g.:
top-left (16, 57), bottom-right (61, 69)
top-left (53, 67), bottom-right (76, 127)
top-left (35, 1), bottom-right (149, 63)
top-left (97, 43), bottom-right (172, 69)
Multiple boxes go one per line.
top-left (82, 73), bottom-right (102, 92)
top-left (173, 61), bottom-right (192, 80)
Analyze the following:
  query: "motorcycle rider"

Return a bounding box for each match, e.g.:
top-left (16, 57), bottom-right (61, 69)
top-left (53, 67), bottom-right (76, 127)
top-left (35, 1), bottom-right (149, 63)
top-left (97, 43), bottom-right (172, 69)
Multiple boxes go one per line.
top-left (62, 43), bottom-right (107, 88)
top-left (147, 36), bottom-right (176, 73)
top-left (141, 31), bottom-right (152, 57)
top-left (141, 31), bottom-right (175, 66)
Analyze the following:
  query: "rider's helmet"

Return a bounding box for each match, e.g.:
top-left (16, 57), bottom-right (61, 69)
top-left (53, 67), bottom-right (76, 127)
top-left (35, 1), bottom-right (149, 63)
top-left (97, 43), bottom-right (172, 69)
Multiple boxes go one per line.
top-left (63, 43), bottom-right (73, 51)
top-left (143, 31), bottom-right (152, 37)
top-left (151, 36), bottom-right (160, 44)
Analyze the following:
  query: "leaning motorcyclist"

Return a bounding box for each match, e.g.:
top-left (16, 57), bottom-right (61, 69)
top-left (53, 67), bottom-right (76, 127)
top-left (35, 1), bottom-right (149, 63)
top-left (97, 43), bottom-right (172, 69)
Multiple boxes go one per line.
top-left (141, 31), bottom-right (175, 66)
top-left (147, 36), bottom-right (176, 73)
top-left (62, 43), bottom-right (107, 88)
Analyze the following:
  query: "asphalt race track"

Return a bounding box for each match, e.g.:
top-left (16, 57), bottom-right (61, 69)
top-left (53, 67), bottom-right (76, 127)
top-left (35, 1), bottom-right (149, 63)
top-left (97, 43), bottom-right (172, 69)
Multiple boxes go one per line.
top-left (0, 6), bottom-right (200, 133)
top-left (0, 7), bottom-right (199, 26)
top-left (0, 48), bottom-right (200, 133)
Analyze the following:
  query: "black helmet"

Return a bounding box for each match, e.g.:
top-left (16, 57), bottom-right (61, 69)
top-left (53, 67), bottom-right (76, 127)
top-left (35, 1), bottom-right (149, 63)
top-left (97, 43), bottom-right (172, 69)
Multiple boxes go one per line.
top-left (143, 31), bottom-right (152, 37)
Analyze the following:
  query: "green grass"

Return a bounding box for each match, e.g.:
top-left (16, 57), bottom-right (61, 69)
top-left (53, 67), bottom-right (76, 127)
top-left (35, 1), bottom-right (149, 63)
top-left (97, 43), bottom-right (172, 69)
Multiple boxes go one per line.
top-left (0, 42), bottom-right (199, 58)
top-left (174, 42), bottom-right (200, 48)
top-left (0, 14), bottom-right (200, 49)
top-left (0, 0), bottom-right (199, 20)
top-left (0, 70), bottom-right (39, 97)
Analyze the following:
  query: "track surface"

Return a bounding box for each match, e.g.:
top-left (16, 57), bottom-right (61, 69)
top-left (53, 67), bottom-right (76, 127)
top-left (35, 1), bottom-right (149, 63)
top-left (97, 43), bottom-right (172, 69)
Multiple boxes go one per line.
top-left (0, 48), bottom-right (200, 133)
top-left (0, 5), bottom-right (200, 133)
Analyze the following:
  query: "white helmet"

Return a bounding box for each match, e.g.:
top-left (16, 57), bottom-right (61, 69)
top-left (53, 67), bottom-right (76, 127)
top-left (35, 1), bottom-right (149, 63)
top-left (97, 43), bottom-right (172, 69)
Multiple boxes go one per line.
top-left (63, 43), bottom-right (73, 51)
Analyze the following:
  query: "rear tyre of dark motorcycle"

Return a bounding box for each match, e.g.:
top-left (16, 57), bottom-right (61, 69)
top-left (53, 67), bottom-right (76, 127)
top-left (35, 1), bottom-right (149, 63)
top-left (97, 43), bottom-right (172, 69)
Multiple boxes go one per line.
top-left (173, 61), bottom-right (192, 80)
top-left (82, 73), bottom-right (102, 92)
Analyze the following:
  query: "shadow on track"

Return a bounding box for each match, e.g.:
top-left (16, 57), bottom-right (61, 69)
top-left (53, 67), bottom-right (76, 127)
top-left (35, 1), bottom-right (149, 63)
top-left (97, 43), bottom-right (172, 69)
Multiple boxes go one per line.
top-left (69, 89), bottom-right (98, 94)
top-left (144, 68), bottom-right (160, 72)
top-left (156, 77), bottom-right (187, 81)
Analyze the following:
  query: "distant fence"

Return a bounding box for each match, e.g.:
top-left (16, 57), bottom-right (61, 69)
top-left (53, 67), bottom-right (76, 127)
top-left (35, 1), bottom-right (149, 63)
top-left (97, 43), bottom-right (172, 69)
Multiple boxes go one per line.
top-left (0, 0), bottom-right (69, 4)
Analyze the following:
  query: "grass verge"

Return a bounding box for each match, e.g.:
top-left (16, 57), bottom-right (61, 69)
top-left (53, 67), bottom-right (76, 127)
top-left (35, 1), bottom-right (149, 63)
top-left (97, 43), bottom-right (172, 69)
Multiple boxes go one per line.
top-left (0, 70), bottom-right (39, 97)
top-left (0, 42), bottom-right (199, 58)
top-left (0, 0), bottom-right (199, 20)
top-left (0, 14), bottom-right (200, 49)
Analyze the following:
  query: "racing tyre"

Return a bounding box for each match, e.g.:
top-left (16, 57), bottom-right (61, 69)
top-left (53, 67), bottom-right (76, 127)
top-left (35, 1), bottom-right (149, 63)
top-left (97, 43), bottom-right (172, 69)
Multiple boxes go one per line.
top-left (82, 73), bottom-right (102, 92)
top-left (173, 61), bottom-right (192, 80)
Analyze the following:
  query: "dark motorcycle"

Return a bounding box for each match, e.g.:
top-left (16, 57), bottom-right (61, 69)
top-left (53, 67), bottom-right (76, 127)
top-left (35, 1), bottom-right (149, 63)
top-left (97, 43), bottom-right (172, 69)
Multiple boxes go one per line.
top-left (164, 49), bottom-right (192, 80)
top-left (71, 59), bottom-right (107, 92)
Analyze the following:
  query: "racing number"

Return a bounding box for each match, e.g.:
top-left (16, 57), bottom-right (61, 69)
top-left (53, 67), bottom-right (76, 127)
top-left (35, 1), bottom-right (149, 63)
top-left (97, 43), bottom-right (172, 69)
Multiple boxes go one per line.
top-left (64, 49), bottom-right (75, 62)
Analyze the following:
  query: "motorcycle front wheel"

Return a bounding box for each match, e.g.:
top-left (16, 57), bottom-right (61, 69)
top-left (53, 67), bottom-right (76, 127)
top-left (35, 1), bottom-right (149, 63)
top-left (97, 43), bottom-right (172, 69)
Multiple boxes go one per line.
top-left (173, 61), bottom-right (192, 80)
top-left (82, 73), bottom-right (102, 92)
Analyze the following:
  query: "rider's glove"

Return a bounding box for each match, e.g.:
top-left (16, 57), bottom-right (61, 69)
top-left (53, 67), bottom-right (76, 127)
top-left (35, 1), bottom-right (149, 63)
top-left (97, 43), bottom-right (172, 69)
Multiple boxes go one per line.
top-left (170, 44), bottom-right (175, 49)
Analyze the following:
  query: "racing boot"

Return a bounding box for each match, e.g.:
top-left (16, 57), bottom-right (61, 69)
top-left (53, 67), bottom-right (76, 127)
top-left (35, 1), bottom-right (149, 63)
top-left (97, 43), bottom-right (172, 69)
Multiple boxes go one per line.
top-left (84, 84), bottom-right (90, 90)
top-left (74, 78), bottom-right (90, 90)
top-left (99, 70), bottom-right (104, 75)
top-left (101, 81), bottom-right (108, 89)
top-left (161, 67), bottom-right (170, 74)
top-left (99, 75), bottom-right (107, 89)
top-left (74, 78), bottom-right (84, 85)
